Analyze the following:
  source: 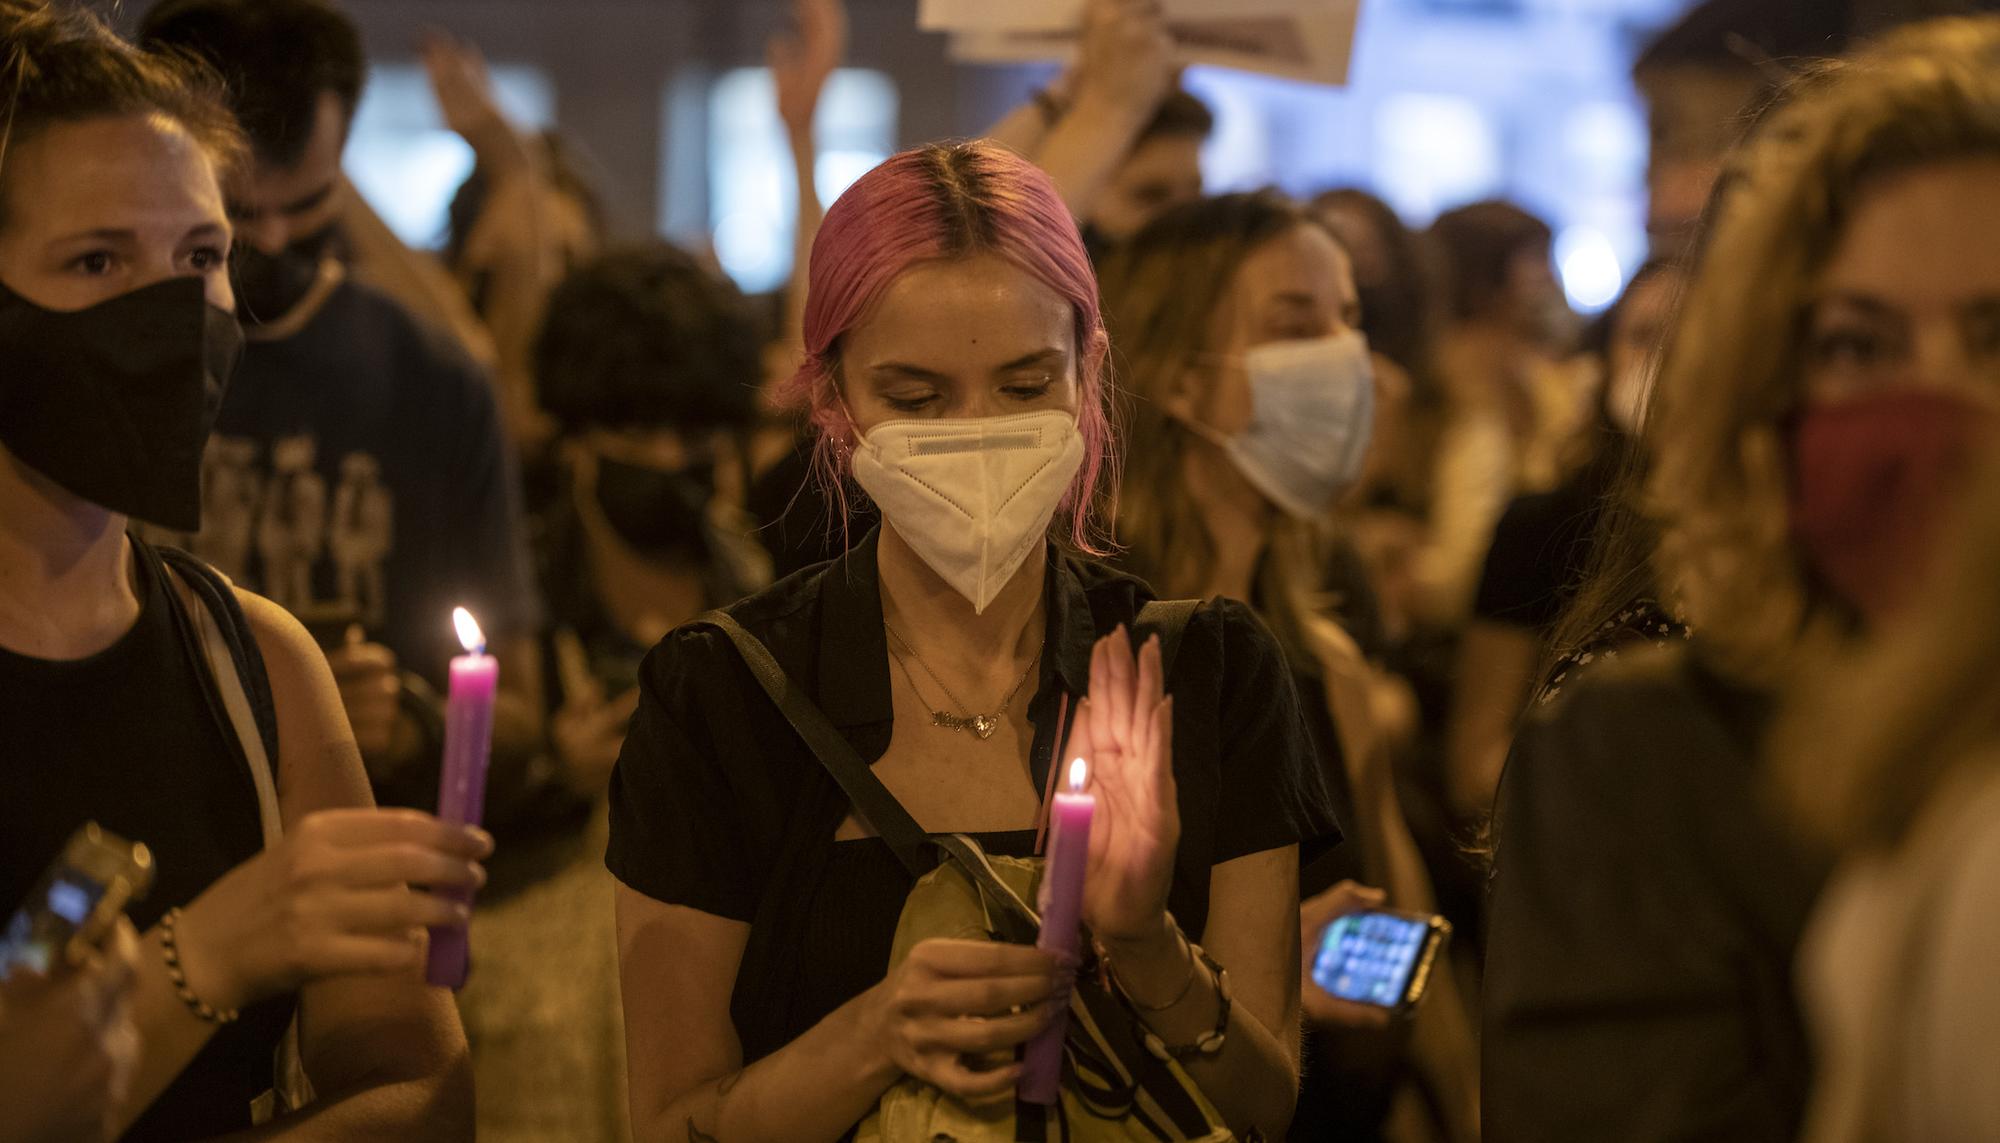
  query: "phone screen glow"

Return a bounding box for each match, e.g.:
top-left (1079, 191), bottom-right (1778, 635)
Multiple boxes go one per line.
top-left (1311, 912), bottom-right (1428, 1007)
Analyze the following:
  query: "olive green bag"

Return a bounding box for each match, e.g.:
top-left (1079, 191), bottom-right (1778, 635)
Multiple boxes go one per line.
top-left (699, 604), bottom-right (1236, 1143)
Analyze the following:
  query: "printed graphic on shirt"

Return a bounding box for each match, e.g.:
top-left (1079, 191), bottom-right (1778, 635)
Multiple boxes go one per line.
top-left (142, 433), bottom-right (395, 628)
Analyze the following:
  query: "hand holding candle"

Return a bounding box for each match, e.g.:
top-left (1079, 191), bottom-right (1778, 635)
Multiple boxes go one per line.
top-left (426, 607), bottom-right (498, 989)
top-left (1020, 627), bottom-right (1178, 1103)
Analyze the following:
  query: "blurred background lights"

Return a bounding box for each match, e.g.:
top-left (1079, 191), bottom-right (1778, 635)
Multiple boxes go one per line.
top-left (1557, 224), bottom-right (1626, 313)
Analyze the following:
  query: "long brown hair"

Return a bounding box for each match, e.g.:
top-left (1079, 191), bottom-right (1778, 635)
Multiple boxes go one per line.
top-left (1098, 191), bottom-right (1344, 666)
top-left (1645, 17), bottom-right (2000, 687)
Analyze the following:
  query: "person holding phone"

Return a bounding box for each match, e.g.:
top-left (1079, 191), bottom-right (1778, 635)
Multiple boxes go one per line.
top-left (0, 917), bottom-right (143, 1143)
top-left (0, 4), bottom-right (481, 1138)
top-left (609, 141), bottom-right (1338, 1142)
top-left (1483, 17), bottom-right (2000, 1141)
top-left (1097, 191), bottom-right (1478, 1142)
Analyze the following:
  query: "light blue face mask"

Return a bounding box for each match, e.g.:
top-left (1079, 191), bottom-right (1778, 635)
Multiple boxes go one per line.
top-left (1189, 329), bottom-right (1377, 519)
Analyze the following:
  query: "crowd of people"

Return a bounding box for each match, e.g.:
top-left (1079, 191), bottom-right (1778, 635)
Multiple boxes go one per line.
top-left (2, 0), bottom-right (1998, 1140)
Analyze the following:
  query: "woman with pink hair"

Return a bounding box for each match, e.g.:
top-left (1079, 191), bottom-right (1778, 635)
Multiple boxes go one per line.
top-left (606, 140), bottom-right (1337, 1140)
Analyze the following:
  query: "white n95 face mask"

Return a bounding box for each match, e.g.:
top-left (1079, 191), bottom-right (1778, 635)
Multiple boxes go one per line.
top-left (850, 409), bottom-right (1085, 613)
top-left (1192, 329), bottom-right (1376, 519)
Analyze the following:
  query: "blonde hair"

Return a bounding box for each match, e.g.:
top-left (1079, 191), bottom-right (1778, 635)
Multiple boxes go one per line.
top-left (1099, 191), bottom-right (1344, 663)
top-left (1771, 450), bottom-right (2000, 851)
top-left (1646, 17), bottom-right (2000, 687)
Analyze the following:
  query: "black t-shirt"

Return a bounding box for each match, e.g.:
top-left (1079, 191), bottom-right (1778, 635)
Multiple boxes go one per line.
top-left (1472, 480), bottom-right (1603, 634)
top-left (1482, 643), bottom-right (1828, 1142)
top-left (0, 544), bottom-right (293, 1141)
top-left (146, 279), bottom-right (540, 679)
top-left (607, 528), bottom-right (1341, 1063)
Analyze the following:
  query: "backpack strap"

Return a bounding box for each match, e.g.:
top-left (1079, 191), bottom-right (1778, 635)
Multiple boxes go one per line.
top-left (693, 611), bottom-right (931, 876)
top-left (699, 610), bottom-right (1222, 1140)
top-left (138, 541), bottom-right (283, 845)
top-left (136, 539), bottom-right (315, 1117)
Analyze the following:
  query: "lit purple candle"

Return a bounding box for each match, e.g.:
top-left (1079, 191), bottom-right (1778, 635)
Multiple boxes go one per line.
top-left (426, 607), bottom-right (497, 989)
top-left (1021, 756), bottom-right (1094, 1104)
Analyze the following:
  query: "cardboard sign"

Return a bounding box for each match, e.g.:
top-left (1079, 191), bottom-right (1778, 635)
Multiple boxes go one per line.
top-left (924, 0), bottom-right (1361, 88)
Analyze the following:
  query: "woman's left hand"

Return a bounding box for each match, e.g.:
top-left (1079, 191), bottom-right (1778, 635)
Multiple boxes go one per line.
top-left (1068, 626), bottom-right (1179, 946)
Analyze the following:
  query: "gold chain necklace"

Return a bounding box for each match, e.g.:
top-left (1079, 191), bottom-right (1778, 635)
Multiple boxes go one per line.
top-left (883, 620), bottom-right (1043, 740)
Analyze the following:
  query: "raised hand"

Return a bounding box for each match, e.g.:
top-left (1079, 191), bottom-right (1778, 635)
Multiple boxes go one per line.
top-left (768, 0), bottom-right (848, 137)
top-left (1067, 626), bottom-right (1178, 946)
top-left (1073, 0), bottom-right (1176, 120)
top-left (420, 29), bottom-right (521, 164)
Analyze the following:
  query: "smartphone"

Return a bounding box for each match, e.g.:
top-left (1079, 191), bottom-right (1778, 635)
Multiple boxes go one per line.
top-left (0, 823), bottom-right (154, 980)
top-left (1310, 908), bottom-right (1451, 1013)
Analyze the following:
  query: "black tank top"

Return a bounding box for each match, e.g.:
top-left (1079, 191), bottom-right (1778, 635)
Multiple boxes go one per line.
top-left (0, 545), bottom-right (294, 1141)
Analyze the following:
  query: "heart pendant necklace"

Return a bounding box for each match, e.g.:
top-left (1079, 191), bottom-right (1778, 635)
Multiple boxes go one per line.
top-left (885, 620), bottom-right (1042, 740)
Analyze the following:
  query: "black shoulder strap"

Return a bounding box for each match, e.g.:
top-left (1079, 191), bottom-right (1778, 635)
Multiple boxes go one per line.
top-left (154, 545), bottom-right (282, 766)
top-left (699, 611), bottom-right (1221, 1139)
top-left (1132, 599), bottom-right (1199, 682)
top-left (693, 611), bottom-right (931, 876)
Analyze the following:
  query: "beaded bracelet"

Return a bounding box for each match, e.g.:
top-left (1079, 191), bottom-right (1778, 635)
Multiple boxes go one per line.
top-left (159, 907), bottom-right (239, 1025)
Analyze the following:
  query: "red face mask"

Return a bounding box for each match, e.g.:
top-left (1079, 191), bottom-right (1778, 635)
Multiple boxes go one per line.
top-left (1789, 388), bottom-right (1999, 624)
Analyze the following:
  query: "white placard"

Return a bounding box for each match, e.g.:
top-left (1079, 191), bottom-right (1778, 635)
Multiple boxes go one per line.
top-left (918, 0), bottom-right (1312, 33)
top-left (945, 1), bottom-right (1361, 88)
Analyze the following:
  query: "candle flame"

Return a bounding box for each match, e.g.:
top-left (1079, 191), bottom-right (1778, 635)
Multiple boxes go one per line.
top-left (1068, 757), bottom-right (1088, 792)
top-left (453, 607), bottom-right (486, 655)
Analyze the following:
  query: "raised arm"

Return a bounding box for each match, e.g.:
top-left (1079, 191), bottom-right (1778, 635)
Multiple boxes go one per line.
top-left (982, 68), bottom-right (1076, 158)
top-left (769, 0), bottom-right (847, 364)
top-left (425, 30), bottom-right (585, 451)
top-left (1031, 0), bottom-right (1175, 222)
top-left (1072, 627), bottom-right (1306, 1139)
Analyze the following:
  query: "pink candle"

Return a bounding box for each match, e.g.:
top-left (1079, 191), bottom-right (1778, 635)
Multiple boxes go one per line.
top-left (1021, 757), bottom-right (1094, 1104)
top-left (426, 607), bottom-right (497, 989)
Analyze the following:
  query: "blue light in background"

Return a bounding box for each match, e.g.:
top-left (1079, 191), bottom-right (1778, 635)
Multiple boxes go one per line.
top-left (708, 67), bottom-right (899, 294)
top-left (345, 64), bottom-right (556, 249)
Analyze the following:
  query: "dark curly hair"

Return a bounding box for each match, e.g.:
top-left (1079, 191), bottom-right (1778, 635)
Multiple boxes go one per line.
top-left (138, 0), bottom-right (364, 168)
top-left (0, 0), bottom-right (245, 226)
top-left (535, 241), bottom-right (764, 434)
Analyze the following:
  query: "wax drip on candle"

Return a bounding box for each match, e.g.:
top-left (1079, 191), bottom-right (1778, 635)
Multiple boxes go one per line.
top-left (453, 607), bottom-right (487, 656)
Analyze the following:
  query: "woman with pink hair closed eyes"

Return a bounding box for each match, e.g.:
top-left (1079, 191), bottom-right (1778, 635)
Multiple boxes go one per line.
top-left (606, 140), bottom-right (1340, 1142)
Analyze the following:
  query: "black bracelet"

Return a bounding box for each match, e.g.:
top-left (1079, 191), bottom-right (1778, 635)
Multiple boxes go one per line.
top-left (160, 907), bottom-right (239, 1025)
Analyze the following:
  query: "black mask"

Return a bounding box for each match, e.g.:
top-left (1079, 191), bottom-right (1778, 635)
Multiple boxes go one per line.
top-left (232, 224), bottom-right (338, 325)
top-left (591, 456), bottom-right (715, 559)
top-left (0, 275), bottom-right (243, 531)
